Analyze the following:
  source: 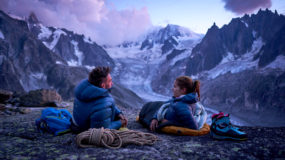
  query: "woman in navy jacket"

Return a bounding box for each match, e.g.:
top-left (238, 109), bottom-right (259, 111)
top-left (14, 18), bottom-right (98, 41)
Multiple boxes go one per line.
top-left (150, 76), bottom-right (201, 131)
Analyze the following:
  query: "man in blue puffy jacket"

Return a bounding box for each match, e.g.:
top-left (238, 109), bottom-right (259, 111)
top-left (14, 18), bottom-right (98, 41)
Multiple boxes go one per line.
top-left (72, 66), bottom-right (127, 132)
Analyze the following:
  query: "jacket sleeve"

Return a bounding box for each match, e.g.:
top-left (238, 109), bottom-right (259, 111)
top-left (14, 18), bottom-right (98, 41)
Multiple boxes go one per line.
top-left (89, 105), bottom-right (122, 130)
top-left (114, 105), bottom-right (122, 117)
top-left (152, 111), bottom-right (158, 120)
top-left (107, 120), bottom-right (122, 129)
top-left (90, 118), bottom-right (122, 129)
top-left (173, 103), bottom-right (198, 130)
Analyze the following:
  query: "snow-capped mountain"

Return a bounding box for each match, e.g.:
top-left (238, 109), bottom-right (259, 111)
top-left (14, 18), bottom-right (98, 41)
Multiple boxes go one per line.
top-left (0, 10), bottom-right (66, 93)
top-left (105, 24), bottom-right (203, 102)
top-left (107, 24), bottom-right (203, 60)
top-left (140, 24), bottom-right (202, 52)
top-left (0, 10), bottom-right (143, 108)
top-left (185, 9), bottom-right (285, 76)
top-left (27, 14), bottom-right (114, 69)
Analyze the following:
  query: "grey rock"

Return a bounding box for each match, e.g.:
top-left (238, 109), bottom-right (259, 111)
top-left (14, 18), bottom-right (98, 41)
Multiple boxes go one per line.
top-left (111, 83), bottom-right (145, 109)
top-left (258, 24), bottom-right (285, 67)
top-left (201, 69), bottom-right (285, 127)
top-left (0, 89), bottom-right (13, 103)
top-left (46, 65), bottom-right (89, 100)
top-left (18, 89), bottom-right (62, 107)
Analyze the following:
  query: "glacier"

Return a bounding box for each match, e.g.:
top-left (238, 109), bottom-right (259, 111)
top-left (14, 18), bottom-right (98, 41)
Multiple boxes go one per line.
top-left (0, 30), bottom-right (4, 39)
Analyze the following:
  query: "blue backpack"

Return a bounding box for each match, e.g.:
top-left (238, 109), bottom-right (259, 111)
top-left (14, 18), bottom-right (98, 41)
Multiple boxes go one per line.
top-left (35, 108), bottom-right (72, 136)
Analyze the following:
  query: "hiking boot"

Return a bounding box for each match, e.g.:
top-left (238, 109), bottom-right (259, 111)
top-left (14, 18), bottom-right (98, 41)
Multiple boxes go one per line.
top-left (210, 112), bottom-right (247, 141)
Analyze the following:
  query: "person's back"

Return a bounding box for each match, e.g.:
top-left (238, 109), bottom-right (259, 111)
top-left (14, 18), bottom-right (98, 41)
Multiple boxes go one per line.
top-left (163, 93), bottom-right (198, 129)
top-left (72, 67), bottom-right (127, 132)
top-left (189, 102), bottom-right (207, 129)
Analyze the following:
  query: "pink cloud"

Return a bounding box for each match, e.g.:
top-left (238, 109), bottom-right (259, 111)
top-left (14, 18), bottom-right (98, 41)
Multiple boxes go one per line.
top-left (222, 0), bottom-right (272, 15)
top-left (0, 0), bottom-right (152, 45)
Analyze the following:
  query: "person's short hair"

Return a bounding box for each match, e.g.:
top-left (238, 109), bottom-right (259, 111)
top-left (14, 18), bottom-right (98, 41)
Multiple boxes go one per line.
top-left (88, 66), bottom-right (111, 87)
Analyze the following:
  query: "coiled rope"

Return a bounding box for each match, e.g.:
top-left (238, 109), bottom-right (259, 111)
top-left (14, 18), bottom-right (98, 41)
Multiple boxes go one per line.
top-left (76, 128), bottom-right (157, 149)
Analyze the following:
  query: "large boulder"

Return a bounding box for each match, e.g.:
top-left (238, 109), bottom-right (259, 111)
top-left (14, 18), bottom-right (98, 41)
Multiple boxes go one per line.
top-left (18, 89), bottom-right (62, 107)
top-left (0, 89), bottom-right (13, 103)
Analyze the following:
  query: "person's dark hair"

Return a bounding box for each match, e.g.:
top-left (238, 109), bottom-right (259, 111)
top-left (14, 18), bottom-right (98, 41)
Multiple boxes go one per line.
top-left (88, 66), bottom-right (111, 87)
top-left (175, 76), bottom-right (201, 100)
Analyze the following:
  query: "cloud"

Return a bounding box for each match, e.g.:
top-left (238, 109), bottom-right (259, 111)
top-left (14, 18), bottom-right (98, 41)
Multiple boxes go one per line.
top-left (0, 0), bottom-right (152, 45)
top-left (222, 0), bottom-right (272, 15)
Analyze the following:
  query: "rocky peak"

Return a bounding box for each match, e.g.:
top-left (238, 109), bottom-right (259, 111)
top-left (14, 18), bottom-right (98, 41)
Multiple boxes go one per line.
top-left (161, 36), bottom-right (179, 54)
top-left (158, 24), bottom-right (182, 41)
top-left (140, 24), bottom-right (195, 50)
top-left (27, 20), bottom-right (115, 68)
top-left (27, 12), bottom-right (39, 24)
top-left (186, 9), bottom-right (285, 76)
top-left (205, 23), bottom-right (220, 36)
top-left (242, 9), bottom-right (285, 41)
top-left (211, 22), bottom-right (218, 29)
top-left (158, 24), bottom-right (192, 42)
top-left (274, 10), bottom-right (278, 15)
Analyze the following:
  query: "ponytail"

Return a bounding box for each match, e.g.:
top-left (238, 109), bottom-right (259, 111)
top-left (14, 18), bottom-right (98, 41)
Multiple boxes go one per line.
top-left (194, 80), bottom-right (200, 101)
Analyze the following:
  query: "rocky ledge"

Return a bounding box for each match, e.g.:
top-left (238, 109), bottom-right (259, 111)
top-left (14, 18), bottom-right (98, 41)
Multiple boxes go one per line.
top-left (0, 104), bottom-right (284, 160)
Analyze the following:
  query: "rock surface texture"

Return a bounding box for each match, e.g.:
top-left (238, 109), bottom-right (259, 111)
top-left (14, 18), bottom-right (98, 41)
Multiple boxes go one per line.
top-left (0, 103), bottom-right (284, 160)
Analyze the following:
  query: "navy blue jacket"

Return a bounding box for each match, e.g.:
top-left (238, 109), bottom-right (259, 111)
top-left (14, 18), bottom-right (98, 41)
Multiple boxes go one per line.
top-left (156, 93), bottom-right (198, 130)
top-left (73, 79), bottom-right (122, 131)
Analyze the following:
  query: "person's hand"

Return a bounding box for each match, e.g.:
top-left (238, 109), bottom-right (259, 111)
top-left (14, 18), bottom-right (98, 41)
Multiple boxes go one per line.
top-left (120, 119), bottom-right (127, 127)
top-left (118, 114), bottom-right (128, 127)
top-left (161, 119), bottom-right (168, 123)
top-left (150, 119), bottom-right (158, 132)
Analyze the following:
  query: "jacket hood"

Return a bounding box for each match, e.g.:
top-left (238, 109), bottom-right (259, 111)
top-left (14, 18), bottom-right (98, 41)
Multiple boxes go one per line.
top-left (174, 93), bottom-right (197, 104)
top-left (74, 79), bottom-right (109, 102)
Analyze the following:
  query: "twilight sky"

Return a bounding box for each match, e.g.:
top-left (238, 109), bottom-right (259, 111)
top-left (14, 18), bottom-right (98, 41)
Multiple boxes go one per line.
top-left (0, 0), bottom-right (284, 45)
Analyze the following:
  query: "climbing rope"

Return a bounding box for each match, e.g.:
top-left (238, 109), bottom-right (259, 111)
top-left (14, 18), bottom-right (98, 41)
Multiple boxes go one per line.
top-left (76, 128), bottom-right (158, 149)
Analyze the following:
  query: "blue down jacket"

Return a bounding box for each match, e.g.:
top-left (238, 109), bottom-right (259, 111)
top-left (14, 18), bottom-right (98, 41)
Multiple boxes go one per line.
top-left (73, 79), bottom-right (122, 131)
top-left (156, 93), bottom-right (199, 130)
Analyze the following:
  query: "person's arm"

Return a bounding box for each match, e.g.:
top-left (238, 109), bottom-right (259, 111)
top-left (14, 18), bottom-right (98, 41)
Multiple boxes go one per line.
top-left (107, 120), bottom-right (122, 129)
top-left (173, 103), bottom-right (198, 130)
top-left (90, 115), bottom-right (122, 130)
top-left (149, 107), bottom-right (161, 131)
top-left (89, 105), bottom-right (123, 129)
top-left (113, 104), bottom-right (128, 127)
top-left (114, 105), bottom-right (122, 117)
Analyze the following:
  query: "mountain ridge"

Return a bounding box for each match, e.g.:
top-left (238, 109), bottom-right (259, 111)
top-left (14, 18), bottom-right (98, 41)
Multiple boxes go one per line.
top-left (0, 10), bottom-right (144, 109)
